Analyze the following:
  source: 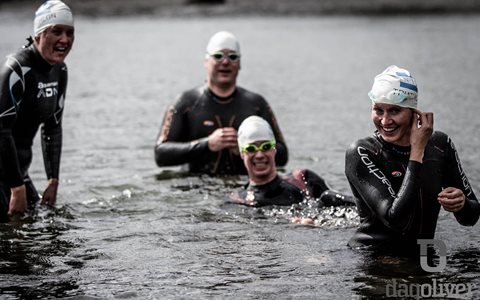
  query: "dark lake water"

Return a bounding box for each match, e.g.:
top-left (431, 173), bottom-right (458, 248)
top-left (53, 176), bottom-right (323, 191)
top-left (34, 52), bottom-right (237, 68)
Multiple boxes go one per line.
top-left (0, 12), bottom-right (479, 299)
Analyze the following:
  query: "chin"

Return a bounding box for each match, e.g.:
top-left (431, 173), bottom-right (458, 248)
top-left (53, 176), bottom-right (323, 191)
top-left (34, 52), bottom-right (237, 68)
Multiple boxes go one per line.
top-left (251, 166), bottom-right (273, 178)
top-left (381, 135), bottom-right (399, 144)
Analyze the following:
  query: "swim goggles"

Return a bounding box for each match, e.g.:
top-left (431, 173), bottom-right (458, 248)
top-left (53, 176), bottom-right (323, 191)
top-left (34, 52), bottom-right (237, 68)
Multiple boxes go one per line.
top-left (241, 140), bottom-right (276, 153)
top-left (210, 51), bottom-right (241, 62)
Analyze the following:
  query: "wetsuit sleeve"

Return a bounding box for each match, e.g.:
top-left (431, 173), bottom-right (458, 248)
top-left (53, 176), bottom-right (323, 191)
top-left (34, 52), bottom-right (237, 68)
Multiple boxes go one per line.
top-left (0, 56), bottom-right (25, 187)
top-left (443, 136), bottom-right (480, 225)
top-left (300, 169), bottom-right (330, 198)
top-left (345, 142), bottom-right (422, 232)
top-left (154, 100), bottom-right (209, 167)
top-left (41, 64), bottom-right (66, 180)
top-left (257, 100), bottom-right (288, 166)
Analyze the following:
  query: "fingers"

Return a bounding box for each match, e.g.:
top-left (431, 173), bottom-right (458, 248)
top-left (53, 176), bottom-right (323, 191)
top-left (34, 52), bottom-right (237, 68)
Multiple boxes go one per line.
top-left (425, 112), bottom-right (434, 128)
top-left (438, 186), bottom-right (457, 196)
top-left (208, 127), bottom-right (238, 152)
top-left (439, 199), bottom-right (464, 212)
top-left (412, 109), bottom-right (434, 129)
top-left (420, 112), bottom-right (434, 130)
top-left (218, 128), bottom-right (238, 145)
top-left (438, 187), bottom-right (465, 212)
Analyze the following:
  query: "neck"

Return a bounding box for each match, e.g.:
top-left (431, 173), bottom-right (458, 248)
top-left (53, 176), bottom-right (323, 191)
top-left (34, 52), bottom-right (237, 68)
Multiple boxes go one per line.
top-left (207, 82), bottom-right (236, 98)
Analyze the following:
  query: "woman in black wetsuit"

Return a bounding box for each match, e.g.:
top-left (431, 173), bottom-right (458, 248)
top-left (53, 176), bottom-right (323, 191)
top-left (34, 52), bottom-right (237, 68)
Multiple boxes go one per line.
top-left (0, 0), bottom-right (74, 221)
top-left (229, 116), bottom-right (355, 207)
top-left (345, 65), bottom-right (479, 250)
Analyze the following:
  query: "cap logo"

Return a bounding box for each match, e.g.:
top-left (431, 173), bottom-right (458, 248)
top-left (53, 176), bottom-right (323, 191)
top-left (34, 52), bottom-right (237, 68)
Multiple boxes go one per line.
top-left (399, 80), bottom-right (418, 92)
top-left (40, 13), bottom-right (56, 22)
top-left (368, 65), bottom-right (418, 109)
top-left (34, 0), bottom-right (74, 36)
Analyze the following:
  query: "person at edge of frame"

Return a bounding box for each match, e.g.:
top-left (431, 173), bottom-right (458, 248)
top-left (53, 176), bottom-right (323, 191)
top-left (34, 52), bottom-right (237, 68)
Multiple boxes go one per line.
top-left (344, 65), bottom-right (479, 254)
top-left (0, 0), bottom-right (75, 222)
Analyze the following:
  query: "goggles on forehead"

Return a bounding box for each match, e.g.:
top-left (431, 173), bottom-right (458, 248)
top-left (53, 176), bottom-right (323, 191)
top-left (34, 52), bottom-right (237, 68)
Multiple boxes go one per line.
top-left (210, 51), bottom-right (240, 62)
top-left (241, 140), bottom-right (276, 153)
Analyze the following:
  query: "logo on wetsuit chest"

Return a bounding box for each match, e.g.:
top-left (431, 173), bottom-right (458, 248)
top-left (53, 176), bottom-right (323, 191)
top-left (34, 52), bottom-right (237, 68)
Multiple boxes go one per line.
top-left (37, 81), bottom-right (58, 99)
top-left (203, 120), bottom-right (215, 127)
top-left (391, 171), bottom-right (403, 177)
top-left (357, 146), bottom-right (396, 199)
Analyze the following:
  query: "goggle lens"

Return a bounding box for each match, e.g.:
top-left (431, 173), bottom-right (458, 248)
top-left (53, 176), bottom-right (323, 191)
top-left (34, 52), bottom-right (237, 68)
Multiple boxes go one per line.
top-left (242, 141), bottom-right (276, 153)
top-left (211, 52), bottom-right (240, 62)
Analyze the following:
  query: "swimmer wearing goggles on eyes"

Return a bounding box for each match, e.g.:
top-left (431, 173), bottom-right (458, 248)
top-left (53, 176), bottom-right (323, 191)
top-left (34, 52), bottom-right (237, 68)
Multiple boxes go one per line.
top-left (228, 116), bottom-right (356, 209)
top-left (154, 31), bottom-right (288, 176)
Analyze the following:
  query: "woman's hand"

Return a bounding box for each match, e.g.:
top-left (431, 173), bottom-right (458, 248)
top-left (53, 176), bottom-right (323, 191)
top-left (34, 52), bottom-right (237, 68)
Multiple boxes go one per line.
top-left (41, 178), bottom-right (59, 207)
top-left (409, 109), bottom-right (434, 162)
top-left (438, 187), bottom-right (465, 212)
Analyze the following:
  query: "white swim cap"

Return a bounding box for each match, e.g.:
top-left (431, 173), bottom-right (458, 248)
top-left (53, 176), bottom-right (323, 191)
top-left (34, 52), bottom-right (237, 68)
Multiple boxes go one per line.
top-left (368, 65), bottom-right (418, 109)
top-left (206, 31), bottom-right (241, 55)
top-left (34, 0), bottom-right (74, 36)
top-left (237, 116), bottom-right (275, 150)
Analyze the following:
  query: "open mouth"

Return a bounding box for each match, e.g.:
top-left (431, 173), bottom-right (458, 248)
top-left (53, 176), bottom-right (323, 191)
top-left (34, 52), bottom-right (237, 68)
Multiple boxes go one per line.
top-left (218, 69), bottom-right (232, 75)
top-left (252, 159), bottom-right (269, 170)
top-left (54, 46), bottom-right (68, 54)
top-left (381, 126), bottom-right (398, 134)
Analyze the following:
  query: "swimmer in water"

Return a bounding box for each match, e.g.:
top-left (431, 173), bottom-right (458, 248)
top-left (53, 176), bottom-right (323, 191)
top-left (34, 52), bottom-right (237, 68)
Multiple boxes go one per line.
top-left (0, 0), bottom-right (75, 222)
top-left (228, 116), bottom-right (355, 208)
top-left (345, 65), bottom-right (480, 250)
top-left (154, 31), bottom-right (288, 176)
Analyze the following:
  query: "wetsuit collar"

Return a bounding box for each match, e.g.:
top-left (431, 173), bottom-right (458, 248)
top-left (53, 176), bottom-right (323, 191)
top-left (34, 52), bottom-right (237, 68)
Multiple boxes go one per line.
top-left (205, 86), bottom-right (237, 104)
top-left (374, 131), bottom-right (411, 156)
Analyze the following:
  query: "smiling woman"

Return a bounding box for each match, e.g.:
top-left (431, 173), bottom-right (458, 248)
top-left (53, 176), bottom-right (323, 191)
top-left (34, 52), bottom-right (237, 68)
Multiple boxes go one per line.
top-left (371, 103), bottom-right (414, 146)
top-left (0, 0), bottom-right (75, 222)
top-left (344, 65), bottom-right (480, 252)
top-left (34, 25), bottom-right (74, 65)
top-left (33, 0), bottom-right (74, 64)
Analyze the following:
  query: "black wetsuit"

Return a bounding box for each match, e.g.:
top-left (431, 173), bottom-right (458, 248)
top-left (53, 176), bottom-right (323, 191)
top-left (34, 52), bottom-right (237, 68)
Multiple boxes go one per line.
top-left (229, 168), bottom-right (356, 207)
top-left (0, 43), bottom-right (67, 221)
top-left (154, 85), bottom-right (288, 175)
top-left (345, 131), bottom-right (480, 249)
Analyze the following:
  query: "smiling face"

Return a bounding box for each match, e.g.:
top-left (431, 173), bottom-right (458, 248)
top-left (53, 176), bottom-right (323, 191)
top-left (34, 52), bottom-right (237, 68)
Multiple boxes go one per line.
top-left (241, 141), bottom-right (277, 185)
top-left (371, 103), bottom-right (414, 146)
top-left (205, 49), bottom-right (240, 91)
top-left (35, 24), bottom-right (74, 65)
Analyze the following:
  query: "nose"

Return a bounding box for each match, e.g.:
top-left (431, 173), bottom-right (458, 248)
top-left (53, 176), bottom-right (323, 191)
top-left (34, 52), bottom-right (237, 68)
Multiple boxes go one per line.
top-left (253, 150), bottom-right (266, 158)
top-left (380, 113), bottom-right (392, 125)
top-left (58, 32), bottom-right (68, 43)
top-left (58, 31), bottom-right (74, 44)
top-left (219, 57), bottom-right (230, 64)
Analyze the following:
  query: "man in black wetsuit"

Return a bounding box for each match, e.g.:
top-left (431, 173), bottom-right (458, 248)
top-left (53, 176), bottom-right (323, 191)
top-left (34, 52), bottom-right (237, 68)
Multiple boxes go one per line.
top-left (229, 116), bottom-right (355, 207)
top-left (345, 65), bottom-right (480, 250)
top-left (154, 31), bottom-right (288, 176)
top-left (0, 0), bottom-right (74, 222)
